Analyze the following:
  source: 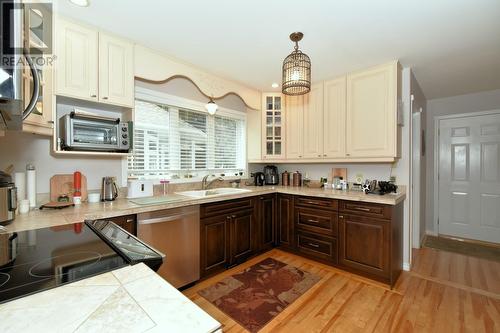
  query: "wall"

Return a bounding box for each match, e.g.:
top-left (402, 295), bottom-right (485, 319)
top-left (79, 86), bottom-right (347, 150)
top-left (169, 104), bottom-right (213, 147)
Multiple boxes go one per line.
top-left (425, 88), bottom-right (500, 234)
top-left (410, 71), bottom-right (427, 248)
top-left (0, 131), bottom-right (123, 195)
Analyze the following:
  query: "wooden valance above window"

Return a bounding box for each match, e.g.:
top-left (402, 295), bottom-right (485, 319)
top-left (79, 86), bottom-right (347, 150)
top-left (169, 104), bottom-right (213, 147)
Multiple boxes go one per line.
top-left (134, 45), bottom-right (261, 110)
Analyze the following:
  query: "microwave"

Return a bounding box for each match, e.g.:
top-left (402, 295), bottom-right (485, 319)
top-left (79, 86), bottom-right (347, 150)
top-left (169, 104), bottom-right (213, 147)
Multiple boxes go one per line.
top-left (59, 112), bottom-right (131, 152)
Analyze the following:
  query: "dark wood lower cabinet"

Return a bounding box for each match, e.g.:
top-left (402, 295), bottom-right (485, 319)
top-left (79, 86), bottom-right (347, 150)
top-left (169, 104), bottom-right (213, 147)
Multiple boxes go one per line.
top-left (200, 214), bottom-right (230, 278)
top-left (338, 214), bottom-right (390, 278)
top-left (200, 194), bottom-right (403, 287)
top-left (258, 194), bottom-right (276, 251)
top-left (200, 198), bottom-right (258, 278)
top-left (277, 194), bottom-right (294, 249)
top-left (106, 214), bottom-right (137, 235)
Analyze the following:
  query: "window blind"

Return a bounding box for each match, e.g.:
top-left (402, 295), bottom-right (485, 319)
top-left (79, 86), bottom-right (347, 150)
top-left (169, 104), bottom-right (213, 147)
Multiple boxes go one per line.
top-left (128, 98), bottom-right (246, 180)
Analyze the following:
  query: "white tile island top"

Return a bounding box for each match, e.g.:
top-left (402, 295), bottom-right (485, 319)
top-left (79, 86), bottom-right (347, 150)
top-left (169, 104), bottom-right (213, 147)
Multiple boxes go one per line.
top-left (0, 263), bottom-right (221, 333)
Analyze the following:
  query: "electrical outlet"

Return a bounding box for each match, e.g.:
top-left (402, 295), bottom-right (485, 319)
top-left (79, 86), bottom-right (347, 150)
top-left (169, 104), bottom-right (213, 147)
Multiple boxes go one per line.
top-left (390, 176), bottom-right (396, 183)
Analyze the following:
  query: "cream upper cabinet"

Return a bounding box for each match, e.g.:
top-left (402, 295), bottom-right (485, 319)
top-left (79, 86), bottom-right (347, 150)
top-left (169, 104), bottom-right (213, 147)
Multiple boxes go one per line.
top-left (55, 18), bottom-right (98, 101)
top-left (261, 94), bottom-right (285, 159)
top-left (323, 77), bottom-right (346, 158)
top-left (346, 62), bottom-right (398, 158)
top-left (98, 33), bottom-right (134, 107)
top-left (302, 83), bottom-right (324, 159)
top-left (285, 95), bottom-right (304, 159)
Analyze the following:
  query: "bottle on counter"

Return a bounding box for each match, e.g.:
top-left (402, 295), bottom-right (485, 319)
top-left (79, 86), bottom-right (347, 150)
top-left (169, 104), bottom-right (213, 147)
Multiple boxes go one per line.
top-left (26, 164), bottom-right (36, 208)
top-left (73, 171), bottom-right (82, 205)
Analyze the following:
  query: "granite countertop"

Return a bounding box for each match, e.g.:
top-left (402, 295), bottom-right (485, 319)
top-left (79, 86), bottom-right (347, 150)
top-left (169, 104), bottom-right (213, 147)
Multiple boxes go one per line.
top-left (4, 185), bottom-right (405, 233)
top-left (0, 263), bottom-right (221, 333)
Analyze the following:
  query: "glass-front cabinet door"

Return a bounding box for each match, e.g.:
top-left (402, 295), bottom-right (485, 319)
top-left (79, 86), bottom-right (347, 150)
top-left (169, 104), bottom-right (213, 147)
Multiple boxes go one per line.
top-left (262, 93), bottom-right (285, 159)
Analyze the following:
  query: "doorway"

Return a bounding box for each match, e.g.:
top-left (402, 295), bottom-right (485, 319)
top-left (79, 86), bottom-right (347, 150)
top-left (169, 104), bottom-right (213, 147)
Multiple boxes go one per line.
top-left (435, 110), bottom-right (500, 244)
top-left (412, 109), bottom-right (424, 247)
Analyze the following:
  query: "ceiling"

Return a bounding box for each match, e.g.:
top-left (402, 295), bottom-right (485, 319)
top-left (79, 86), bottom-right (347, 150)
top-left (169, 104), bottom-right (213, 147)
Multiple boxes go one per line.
top-left (55, 0), bottom-right (500, 100)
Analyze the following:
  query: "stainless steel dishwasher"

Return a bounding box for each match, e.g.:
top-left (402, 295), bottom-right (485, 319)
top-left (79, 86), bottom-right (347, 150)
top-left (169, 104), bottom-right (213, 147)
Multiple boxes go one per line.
top-left (137, 205), bottom-right (200, 288)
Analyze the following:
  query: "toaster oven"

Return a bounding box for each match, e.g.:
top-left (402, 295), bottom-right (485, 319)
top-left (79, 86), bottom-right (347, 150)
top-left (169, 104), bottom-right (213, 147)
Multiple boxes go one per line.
top-left (59, 112), bottom-right (130, 152)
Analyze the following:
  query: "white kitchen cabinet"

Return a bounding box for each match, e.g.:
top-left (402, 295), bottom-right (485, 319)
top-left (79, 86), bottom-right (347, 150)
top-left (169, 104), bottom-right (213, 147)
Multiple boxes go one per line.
top-left (261, 94), bottom-right (285, 159)
top-left (346, 62), bottom-right (399, 158)
top-left (55, 18), bottom-right (134, 108)
top-left (285, 94), bottom-right (304, 159)
top-left (55, 18), bottom-right (98, 102)
top-left (302, 83), bottom-right (324, 159)
top-left (98, 33), bottom-right (134, 107)
top-left (323, 77), bottom-right (346, 158)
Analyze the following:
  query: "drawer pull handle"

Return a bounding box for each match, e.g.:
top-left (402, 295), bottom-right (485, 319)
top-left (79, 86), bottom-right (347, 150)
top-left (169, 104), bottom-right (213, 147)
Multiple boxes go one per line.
top-left (355, 207), bottom-right (371, 212)
top-left (308, 242), bottom-right (320, 248)
top-left (125, 219), bottom-right (134, 223)
top-left (305, 201), bottom-right (315, 204)
top-left (307, 219), bottom-right (319, 223)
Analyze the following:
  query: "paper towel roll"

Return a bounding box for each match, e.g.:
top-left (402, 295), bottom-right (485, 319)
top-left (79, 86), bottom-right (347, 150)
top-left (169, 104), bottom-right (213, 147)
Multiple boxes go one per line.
top-left (26, 164), bottom-right (36, 208)
top-left (14, 172), bottom-right (26, 201)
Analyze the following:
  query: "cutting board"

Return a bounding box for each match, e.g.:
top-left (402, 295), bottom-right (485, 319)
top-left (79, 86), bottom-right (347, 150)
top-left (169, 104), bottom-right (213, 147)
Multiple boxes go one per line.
top-left (50, 174), bottom-right (88, 202)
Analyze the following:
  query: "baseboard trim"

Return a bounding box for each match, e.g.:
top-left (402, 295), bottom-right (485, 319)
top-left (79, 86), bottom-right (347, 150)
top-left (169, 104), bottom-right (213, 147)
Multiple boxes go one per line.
top-left (425, 230), bottom-right (438, 237)
top-left (403, 262), bottom-right (411, 271)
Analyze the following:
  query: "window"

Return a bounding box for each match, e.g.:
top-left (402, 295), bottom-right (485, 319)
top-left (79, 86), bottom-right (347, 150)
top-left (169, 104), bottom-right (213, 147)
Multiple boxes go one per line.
top-left (128, 92), bottom-right (246, 180)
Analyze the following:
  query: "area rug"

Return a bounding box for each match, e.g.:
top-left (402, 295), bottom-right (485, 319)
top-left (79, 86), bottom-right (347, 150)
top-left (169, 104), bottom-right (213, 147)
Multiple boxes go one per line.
top-left (423, 235), bottom-right (500, 262)
top-left (198, 258), bottom-right (320, 333)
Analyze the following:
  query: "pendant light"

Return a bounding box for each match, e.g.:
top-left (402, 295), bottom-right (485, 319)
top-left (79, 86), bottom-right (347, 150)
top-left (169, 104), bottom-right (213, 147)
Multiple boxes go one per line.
top-left (205, 97), bottom-right (218, 115)
top-left (282, 32), bottom-right (311, 96)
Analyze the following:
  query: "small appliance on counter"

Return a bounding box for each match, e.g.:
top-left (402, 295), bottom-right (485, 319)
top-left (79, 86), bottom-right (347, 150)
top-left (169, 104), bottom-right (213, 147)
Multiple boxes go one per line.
top-left (0, 221), bottom-right (163, 304)
top-left (0, 171), bottom-right (17, 226)
top-left (127, 179), bottom-right (154, 198)
top-left (264, 165), bottom-right (279, 185)
top-left (253, 172), bottom-right (265, 186)
top-left (59, 111), bottom-right (131, 153)
top-left (101, 177), bottom-right (119, 201)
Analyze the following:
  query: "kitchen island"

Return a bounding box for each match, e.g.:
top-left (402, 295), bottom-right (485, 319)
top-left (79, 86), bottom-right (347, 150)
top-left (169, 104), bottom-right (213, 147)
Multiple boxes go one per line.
top-left (0, 263), bottom-right (221, 333)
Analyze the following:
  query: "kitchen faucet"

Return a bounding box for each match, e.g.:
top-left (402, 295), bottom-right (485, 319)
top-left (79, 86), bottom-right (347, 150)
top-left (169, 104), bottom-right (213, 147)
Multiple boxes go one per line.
top-left (202, 175), bottom-right (224, 190)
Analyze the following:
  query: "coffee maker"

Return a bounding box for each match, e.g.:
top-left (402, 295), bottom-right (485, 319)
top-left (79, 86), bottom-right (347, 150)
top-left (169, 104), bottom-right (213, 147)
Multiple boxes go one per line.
top-left (264, 165), bottom-right (279, 185)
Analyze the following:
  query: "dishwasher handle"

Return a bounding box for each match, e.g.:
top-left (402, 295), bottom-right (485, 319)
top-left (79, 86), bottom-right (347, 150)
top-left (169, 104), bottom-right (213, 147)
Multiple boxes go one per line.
top-left (138, 213), bottom-right (196, 225)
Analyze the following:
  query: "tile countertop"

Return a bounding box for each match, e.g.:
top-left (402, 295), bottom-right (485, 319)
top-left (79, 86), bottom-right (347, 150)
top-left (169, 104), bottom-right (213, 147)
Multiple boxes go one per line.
top-left (0, 263), bottom-right (221, 333)
top-left (4, 185), bottom-right (405, 233)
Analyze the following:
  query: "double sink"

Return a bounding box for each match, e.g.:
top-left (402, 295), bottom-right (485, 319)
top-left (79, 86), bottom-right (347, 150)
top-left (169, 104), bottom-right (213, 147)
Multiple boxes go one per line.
top-left (130, 187), bottom-right (252, 206)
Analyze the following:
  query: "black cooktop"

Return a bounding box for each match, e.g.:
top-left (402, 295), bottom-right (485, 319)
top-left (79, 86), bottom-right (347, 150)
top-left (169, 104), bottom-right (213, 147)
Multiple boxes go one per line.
top-left (0, 221), bottom-right (163, 304)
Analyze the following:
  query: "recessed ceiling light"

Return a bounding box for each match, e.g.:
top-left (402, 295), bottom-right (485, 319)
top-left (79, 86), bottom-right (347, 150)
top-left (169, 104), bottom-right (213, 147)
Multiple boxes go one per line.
top-left (69, 0), bottom-right (90, 7)
top-left (271, 83), bottom-right (279, 88)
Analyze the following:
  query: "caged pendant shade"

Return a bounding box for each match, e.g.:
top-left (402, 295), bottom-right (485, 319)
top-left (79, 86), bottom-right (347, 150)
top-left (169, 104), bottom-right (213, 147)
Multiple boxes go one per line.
top-left (282, 32), bottom-right (311, 96)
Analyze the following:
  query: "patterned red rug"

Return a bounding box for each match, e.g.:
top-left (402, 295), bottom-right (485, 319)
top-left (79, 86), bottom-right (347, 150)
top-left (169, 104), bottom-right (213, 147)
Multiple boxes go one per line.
top-left (198, 257), bottom-right (320, 332)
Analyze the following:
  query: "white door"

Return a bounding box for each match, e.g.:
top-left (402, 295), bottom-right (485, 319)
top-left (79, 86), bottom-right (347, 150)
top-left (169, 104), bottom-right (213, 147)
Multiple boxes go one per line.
top-left (303, 83), bottom-right (324, 159)
top-left (55, 19), bottom-right (98, 101)
top-left (438, 112), bottom-right (500, 243)
top-left (285, 95), bottom-right (304, 159)
top-left (323, 77), bottom-right (346, 158)
top-left (98, 33), bottom-right (134, 107)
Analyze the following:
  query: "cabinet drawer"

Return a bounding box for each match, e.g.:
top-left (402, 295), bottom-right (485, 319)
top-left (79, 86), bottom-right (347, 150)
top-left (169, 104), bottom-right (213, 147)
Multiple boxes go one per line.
top-left (295, 196), bottom-right (338, 211)
top-left (295, 207), bottom-right (337, 236)
top-left (339, 201), bottom-right (392, 219)
top-left (297, 231), bottom-right (337, 263)
top-left (201, 198), bottom-right (254, 218)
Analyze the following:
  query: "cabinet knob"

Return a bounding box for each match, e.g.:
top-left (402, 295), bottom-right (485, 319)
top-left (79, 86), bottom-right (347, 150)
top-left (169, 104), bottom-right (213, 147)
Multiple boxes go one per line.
top-left (103, 96), bottom-right (108, 100)
top-left (298, 155), bottom-right (302, 158)
top-left (323, 154), bottom-right (327, 157)
top-left (317, 154), bottom-right (321, 157)
top-left (346, 153), bottom-right (350, 156)
top-left (339, 215), bottom-right (344, 219)
top-left (90, 94), bottom-right (97, 98)
top-left (125, 219), bottom-right (134, 223)
top-left (231, 215), bottom-right (236, 219)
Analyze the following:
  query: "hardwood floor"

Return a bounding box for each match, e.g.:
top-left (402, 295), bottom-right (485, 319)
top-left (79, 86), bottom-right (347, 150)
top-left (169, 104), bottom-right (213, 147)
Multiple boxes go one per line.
top-left (183, 248), bottom-right (500, 332)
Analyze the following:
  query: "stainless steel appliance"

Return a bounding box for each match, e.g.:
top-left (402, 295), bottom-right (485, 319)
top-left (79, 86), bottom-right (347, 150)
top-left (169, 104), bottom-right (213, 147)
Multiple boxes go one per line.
top-left (264, 165), bottom-right (279, 185)
top-left (253, 172), bottom-right (265, 186)
top-left (0, 0), bottom-right (46, 130)
top-left (0, 171), bottom-right (17, 225)
top-left (137, 206), bottom-right (200, 289)
top-left (59, 112), bottom-right (130, 152)
top-left (101, 176), bottom-right (118, 201)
